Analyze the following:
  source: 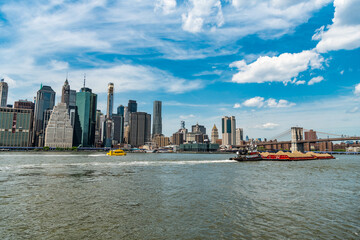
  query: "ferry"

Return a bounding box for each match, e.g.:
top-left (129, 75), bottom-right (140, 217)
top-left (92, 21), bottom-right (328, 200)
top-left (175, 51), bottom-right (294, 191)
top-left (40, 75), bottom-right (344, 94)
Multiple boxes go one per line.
top-left (106, 149), bottom-right (127, 156)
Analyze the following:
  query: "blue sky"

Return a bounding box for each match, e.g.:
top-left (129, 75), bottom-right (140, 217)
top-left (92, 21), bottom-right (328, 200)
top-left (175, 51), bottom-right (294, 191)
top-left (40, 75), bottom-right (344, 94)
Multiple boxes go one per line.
top-left (1, 0), bottom-right (359, 139)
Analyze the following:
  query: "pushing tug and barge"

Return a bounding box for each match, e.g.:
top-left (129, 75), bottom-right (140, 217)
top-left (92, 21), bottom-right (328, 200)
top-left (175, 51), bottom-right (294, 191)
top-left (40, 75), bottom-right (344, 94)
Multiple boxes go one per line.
top-left (230, 141), bottom-right (334, 161)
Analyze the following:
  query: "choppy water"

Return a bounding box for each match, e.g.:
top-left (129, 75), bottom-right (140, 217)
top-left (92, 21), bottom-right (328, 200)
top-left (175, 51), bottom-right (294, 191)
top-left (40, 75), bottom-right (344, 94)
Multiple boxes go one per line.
top-left (0, 152), bottom-right (359, 239)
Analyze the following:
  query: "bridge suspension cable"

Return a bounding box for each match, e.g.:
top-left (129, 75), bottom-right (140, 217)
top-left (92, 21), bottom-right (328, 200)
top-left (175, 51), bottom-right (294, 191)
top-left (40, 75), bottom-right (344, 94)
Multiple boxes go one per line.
top-left (269, 129), bottom-right (291, 141)
top-left (303, 129), bottom-right (343, 137)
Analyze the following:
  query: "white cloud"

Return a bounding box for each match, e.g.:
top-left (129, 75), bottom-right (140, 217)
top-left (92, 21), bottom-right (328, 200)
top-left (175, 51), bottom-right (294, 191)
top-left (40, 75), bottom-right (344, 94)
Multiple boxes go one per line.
top-left (231, 50), bottom-right (324, 84)
top-left (254, 122), bottom-right (279, 130)
top-left (308, 76), bottom-right (324, 85)
top-left (243, 97), bottom-right (265, 108)
top-left (241, 97), bottom-right (295, 109)
top-left (233, 103), bottom-right (241, 108)
top-left (355, 83), bottom-right (360, 95)
top-left (266, 98), bottom-right (296, 108)
top-left (181, 0), bottom-right (224, 33)
top-left (295, 80), bottom-right (306, 85)
top-left (180, 114), bottom-right (196, 119)
top-left (50, 60), bottom-right (69, 71)
top-left (315, 0), bottom-right (360, 52)
top-left (155, 0), bottom-right (177, 14)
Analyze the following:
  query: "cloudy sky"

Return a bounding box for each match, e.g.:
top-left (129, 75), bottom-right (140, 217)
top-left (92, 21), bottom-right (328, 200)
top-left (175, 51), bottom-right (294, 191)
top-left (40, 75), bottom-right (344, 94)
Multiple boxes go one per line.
top-left (1, 0), bottom-right (359, 139)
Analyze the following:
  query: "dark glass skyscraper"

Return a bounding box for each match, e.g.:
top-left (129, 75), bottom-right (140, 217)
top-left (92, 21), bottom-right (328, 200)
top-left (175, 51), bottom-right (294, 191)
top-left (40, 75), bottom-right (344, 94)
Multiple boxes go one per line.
top-left (152, 100), bottom-right (162, 137)
top-left (74, 87), bottom-right (97, 147)
top-left (117, 105), bottom-right (124, 116)
top-left (129, 112), bottom-right (151, 147)
top-left (33, 85), bottom-right (56, 146)
top-left (128, 100), bottom-right (137, 113)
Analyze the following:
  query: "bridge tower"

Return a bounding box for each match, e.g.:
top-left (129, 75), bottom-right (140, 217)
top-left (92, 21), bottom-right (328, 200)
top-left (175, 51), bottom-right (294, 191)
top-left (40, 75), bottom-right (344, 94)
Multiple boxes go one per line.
top-left (291, 127), bottom-right (304, 152)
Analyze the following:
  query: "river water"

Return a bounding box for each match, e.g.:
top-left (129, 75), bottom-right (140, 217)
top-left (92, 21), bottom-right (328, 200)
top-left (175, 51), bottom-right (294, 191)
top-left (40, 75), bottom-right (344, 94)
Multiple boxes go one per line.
top-left (0, 152), bottom-right (359, 239)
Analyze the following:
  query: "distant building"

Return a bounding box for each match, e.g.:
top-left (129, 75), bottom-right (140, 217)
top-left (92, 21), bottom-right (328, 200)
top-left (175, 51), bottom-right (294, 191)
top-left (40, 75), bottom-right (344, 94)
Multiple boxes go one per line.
top-left (305, 129), bottom-right (317, 140)
top-left (94, 110), bottom-right (104, 146)
top-left (0, 107), bottom-right (33, 147)
top-left (215, 139), bottom-right (222, 145)
top-left (124, 125), bottom-right (130, 144)
top-left (74, 87), bottom-right (97, 147)
top-left (33, 85), bottom-right (56, 147)
top-left (128, 100), bottom-right (137, 113)
top-left (0, 79), bottom-right (8, 107)
top-left (178, 121), bottom-right (188, 141)
top-left (14, 100), bottom-right (34, 110)
top-left (113, 115), bottom-right (124, 144)
top-left (124, 106), bottom-right (129, 126)
top-left (152, 100), bottom-right (162, 137)
top-left (180, 143), bottom-right (219, 152)
top-left (44, 103), bottom-right (73, 148)
top-left (117, 105), bottom-right (125, 116)
top-left (61, 79), bottom-right (70, 107)
top-left (222, 116), bottom-right (236, 145)
top-left (172, 132), bottom-right (184, 145)
top-left (236, 128), bottom-right (243, 145)
top-left (104, 83), bottom-right (114, 147)
top-left (211, 124), bottom-right (219, 144)
top-left (154, 135), bottom-right (170, 148)
top-left (129, 112), bottom-right (151, 147)
top-left (192, 123), bottom-right (206, 134)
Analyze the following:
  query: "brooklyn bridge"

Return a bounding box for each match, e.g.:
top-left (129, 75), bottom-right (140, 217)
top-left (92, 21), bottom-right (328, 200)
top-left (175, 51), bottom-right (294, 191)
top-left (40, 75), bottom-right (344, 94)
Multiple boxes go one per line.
top-left (237, 127), bottom-right (360, 152)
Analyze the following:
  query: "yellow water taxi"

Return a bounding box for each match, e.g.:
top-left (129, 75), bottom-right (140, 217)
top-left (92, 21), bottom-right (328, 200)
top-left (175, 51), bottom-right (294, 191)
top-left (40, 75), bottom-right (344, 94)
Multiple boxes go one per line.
top-left (106, 149), bottom-right (127, 156)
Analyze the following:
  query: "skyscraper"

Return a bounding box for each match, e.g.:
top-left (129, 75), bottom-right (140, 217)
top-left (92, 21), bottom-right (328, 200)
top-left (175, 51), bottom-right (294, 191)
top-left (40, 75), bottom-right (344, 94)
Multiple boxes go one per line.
top-left (117, 105), bottom-right (124, 116)
top-left (129, 112), bottom-right (151, 147)
top-left (104, 83), bottom-right (114, 147)
top-left (192, 123), bottom-right (206, 134)
top-left (74, 87), bottom-right (97, 147)
top-left (0, 79), bottom-right (8, 107)
top-left (211, 124), bottom-right (219, 144)
top-left (61, 79), bottom-right (70, 107)
top-left (236, 128), bottom-right (243, 145)
top-left (128, 100), bottom-right (137, 113)
top-left (33, 85), bottom-right (56, 147)
top-left (152, 100), bottom-right (162, 137)
top-left (44, 103), bottom-right (73, 148)
top-left (222, 116), bottom-right (236, 146)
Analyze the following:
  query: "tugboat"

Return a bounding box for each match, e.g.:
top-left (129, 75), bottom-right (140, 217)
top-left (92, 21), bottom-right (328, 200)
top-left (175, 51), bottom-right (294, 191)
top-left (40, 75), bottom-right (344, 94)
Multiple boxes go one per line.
top-left (230, 140), bottom-right (263, 161)
top-left (106, 149), bottom-right (127, 156)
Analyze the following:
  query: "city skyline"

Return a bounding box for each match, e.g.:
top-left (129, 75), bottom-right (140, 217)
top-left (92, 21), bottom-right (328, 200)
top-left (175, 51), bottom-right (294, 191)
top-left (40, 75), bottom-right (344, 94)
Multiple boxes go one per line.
top-left (0, 0), bottom-right (359, 139)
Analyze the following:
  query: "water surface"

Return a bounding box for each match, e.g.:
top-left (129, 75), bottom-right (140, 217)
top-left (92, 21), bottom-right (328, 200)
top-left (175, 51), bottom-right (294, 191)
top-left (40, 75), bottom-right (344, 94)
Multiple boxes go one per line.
top-left (1, 152), bottom-right (359, 239)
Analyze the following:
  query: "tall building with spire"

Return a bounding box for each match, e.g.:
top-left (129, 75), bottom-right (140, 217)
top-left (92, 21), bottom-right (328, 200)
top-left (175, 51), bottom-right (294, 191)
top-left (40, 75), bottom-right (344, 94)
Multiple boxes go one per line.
top-left (104, 83), bottom-right (114, 147)
top-left (222, 116), bottom-right (236, 146)
top-left (0, 79), bottom-right (8, 107)
top-left (33, 85), bottom-right (56, 146)
top-left (211, 124), bottom-right (219, 144)
top-left (152, 100), bottom-right (162, 137)
top-left (74, 80), bottom-right (97, 147)
top-left (61, 78), bottom-right (70, 107)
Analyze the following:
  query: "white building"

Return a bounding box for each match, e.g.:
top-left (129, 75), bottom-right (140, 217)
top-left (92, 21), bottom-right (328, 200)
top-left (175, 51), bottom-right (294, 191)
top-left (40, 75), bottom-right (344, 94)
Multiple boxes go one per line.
top-left (236, 128), bottom-right (243, 145)
top-left (44, 103), bottom-right (73, 148)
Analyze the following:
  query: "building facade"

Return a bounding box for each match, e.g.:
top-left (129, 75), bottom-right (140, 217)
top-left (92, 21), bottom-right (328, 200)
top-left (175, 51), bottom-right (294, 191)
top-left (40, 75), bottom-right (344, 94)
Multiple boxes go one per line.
top-left (105, 83), bottom-right (114, 147)
top-left (154, 135), bottom-right (170, 148)
top-left (128, 100), bottom-right (137, 114)
top-left (0, 107), bottom-right (33, 147)
top-left (222, 116), bottom-right (236, 146)
top-left (152, 100), bottom-right (162, 137)
top-left (33, 85), bottom-right (56, 147)
top-left (211, 124), bottom-right (219, 144)
top-left (74, 87), bottom-right (97, 147)
top-left (44, 103), bottom-right (73, 148)
top-left (14, 100), bottom-right (34, 110)
top-left (129, 112), bottom-right (151, 147)
top-left (172, 132), bottom-right (184, 145)
top-left (0, 79), bottom-right (8, 107)
top-left (236, 128), bottom-right (243, 145)
top-left (192, 123), bottom-right (206, 134)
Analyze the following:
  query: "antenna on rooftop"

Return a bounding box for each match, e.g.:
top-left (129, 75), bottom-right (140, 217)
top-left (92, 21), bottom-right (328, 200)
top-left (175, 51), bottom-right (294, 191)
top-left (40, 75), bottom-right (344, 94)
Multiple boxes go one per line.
top-left (83, 73), bottom-right (86, 88)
